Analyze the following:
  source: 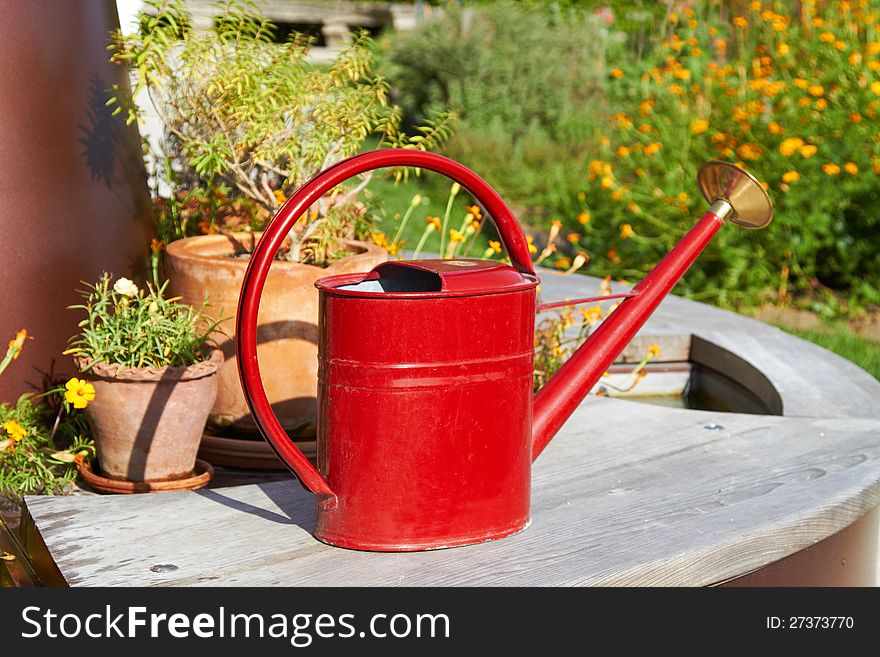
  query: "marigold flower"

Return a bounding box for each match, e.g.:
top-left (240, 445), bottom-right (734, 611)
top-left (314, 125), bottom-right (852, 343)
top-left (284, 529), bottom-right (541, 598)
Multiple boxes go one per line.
top-left (610, 68), bottom-right (624, 79)
top-left (800, 144), bottom-right (817, 158)
top-left (779, 137), bottom-right (804, 156)
top-left (616, 146), bottom-right (630, 158)
top-left (637, 100), bottom-right (653, 116)
top-left (777, 43), bottom-right (790, 56)
top-left (526, 236), bottom-right (538, 254)
top-left (781, 170), bottom-right (800, 183)
top-left (577, 211), bottom-right (591, 225)
top-left (113, 277), bottom-right (139, 298)
top-left (3, 419), bottom-right (26, 443)
top-left (732, 16), bottom-right (748, 28)
top-left (619, 224), bottom-right (635, 240)
top-left (736, 143), bottom-right (761, 160)
top-left (607, 247), bottom-right (620, 264)
top-left (792, 78), bottom-right (809, 89)
top-left (448, 229), bottom-right (465, 243)
top-left (566, 232), bottom-right (580, 244)
top-left (767, 121), bottom-right (782, 135)
top-left (465, 205), bottom-right (482, 220)
top-left (814, 98), bottom-right (827, 111)
top-left (610, 189), bottom-right (624, 201)
top-left (487, 240), bottom-right (502, 254)
top-left (845, 162), bottom-right (858, 174)
top-left (690, 119), bottom-right (709, 135)
top-left (273, 189), bottom-right (287, 205)
top-left (819, 32), bottom-right (835, 43)
top-left (600, 175), bottom-right (614, 190)
top-left (647, 344), bottom-right (661, 357)
top-left (638, 123), bottom-right (653, 134)
top-left (849, 52), bottom-right (862, 65)
top-left (580, 306), bottom-right (603, 325)
top-left (871, 81), bottom-right (880, 95)
top-left (644, 143), bottom-right (662, 157)
top-left (808, 84), bottom-right (824, 97)
top-left (668, 84), bottom-right (684, 95)
top-left (64, 377), bottom-right (96, 409)
top-left (822, 163), bottom-right (841, 175)
top-left (868, 42), bottom-right (880, 55)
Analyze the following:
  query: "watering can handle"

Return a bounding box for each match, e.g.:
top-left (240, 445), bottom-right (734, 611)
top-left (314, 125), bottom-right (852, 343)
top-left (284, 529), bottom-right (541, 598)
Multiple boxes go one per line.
top-left (237, 149), bottom-right (534, 498)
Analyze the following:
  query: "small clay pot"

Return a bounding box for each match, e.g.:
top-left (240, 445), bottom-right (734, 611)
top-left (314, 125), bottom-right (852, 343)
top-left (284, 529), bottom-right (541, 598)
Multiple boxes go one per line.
top-left (77, 350), bottom-right (223, 482)
top-left (165, 233), bottom-right (387, 436)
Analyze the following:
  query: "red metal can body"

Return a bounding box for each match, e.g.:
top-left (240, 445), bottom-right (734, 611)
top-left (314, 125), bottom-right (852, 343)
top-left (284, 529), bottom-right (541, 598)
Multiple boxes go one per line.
top-left (314, 260), bottom-right (538, 550)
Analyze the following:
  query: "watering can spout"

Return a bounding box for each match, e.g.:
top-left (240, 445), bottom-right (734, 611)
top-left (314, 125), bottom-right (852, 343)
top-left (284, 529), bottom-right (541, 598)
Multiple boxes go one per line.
top-left (530, 161), bottom-right (773, 461)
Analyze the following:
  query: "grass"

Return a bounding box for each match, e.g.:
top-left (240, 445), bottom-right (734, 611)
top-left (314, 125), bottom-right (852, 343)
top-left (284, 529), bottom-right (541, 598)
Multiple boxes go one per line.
top-left (364, 170), bottom-right (497, 257)
top-left (778, 322), bottom-right (880, 381)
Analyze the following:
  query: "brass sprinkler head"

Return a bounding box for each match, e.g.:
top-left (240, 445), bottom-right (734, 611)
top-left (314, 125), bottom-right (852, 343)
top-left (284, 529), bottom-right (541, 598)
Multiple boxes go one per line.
top-left (697, 160), bottom-right (773, 229)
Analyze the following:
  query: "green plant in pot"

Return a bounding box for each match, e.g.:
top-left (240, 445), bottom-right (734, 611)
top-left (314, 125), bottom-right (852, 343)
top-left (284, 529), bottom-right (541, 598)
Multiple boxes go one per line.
top-left (65, 274), bottom-right (223, 484)
top-left (108, 1), bottom-right (453, 456)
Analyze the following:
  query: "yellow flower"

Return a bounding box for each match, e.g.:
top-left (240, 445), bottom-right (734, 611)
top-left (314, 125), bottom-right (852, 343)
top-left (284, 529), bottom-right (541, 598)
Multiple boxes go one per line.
top-left (800, 144), bottom-right (817, 158)
top-left (871, 81), bottom-right (880, 95)
top-left (577, 211), bottom-right (591, 225)
top-left (616, 146), bottom-right (630, 158)
top-left (777, 43), bottom-right (789, 56)
top-left (767, 121), bottom-right (782, 135)
top-left (868, 42), bottom-right (880, 55)
top-left (3, 419), bottom-right (26, 443)
top-left (818, 32), bottom-right (835, 43)
top-left (782, 170), bottom-right (800, 183)
top-left (64, 377), bottom-right (96, 410)
top-left (526, 236), bottom-right (538, 254)
top-left (644, 142), bottom-right (662, 157)
top-left (273, 189), bottom-right (287, 205)
top-left (600, 175), bottom-right (614, 190)
top-left (849, 52), bottom-right (862, 65)
top-left (449, 229), bottom-right (465, 243)
top-left (426, 215), bottom-right (441, 231)
top-left (845, 162), bottom-right (858, 174)
top-left (638, 123), bottom-right (653, 134)
top-left (808, 84), bottom-right (824, 97)
top-left (779, 137), bottom-right (804, 156)
top-left (580, 306), bottom-right (603, 325)
top-left (610, 68), bottom-right (624, 79)
top-left (637, 100), bottom-right (653, 116)
top-left (814, 98), bottom-right (827, 111)
top-left (647, 344), bottom-right (661, 357)
top-left (792, 78), bottom-right (809, 89)
top-left (736, 143), bottom-right (762, 160)
top-left (566, 232), bottom-right (580, 244)
top-left (748, 1), bottom-right (761, 10)
top-left (465, 205), bottom-right (482, 220)
top-left (610, 188), bottom-right (624, 201)
top-left (487, 240), bottom-right (502, 254)
top-left (668, 83), bottom-right (684, 95)
top-left (673, 68), bottom-right (691, 81)
top-left (690, 119), bottom-right (709, 135)
top-left (732, 16), bottom-right (748, 28)
top-left (822, 163), bottom-right (841, 175)
top-left (620, 224), bottom-right (635, 239)
top-left (834, 40), bottom-right (846, 51)
top-left (554, 257), bottom-right (572, 270)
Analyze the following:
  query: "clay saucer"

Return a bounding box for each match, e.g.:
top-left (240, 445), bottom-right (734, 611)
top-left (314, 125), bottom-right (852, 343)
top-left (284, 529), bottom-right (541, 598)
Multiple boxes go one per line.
top-left (77, 459), bottom-right (213, 494)
top-left (197, 431), bottom-right (316, 470)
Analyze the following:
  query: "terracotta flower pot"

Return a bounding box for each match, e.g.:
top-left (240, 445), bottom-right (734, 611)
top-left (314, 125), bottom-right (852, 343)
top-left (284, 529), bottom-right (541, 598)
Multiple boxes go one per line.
top-left (78, 350), bottom-right (223, 482)
top-left (164, 233), bottom-right (387, 436)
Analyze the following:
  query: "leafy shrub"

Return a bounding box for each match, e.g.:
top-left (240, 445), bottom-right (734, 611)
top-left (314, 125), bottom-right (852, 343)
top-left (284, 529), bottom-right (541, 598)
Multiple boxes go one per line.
top-left (382, 1), bottom-right (609, 222)
top-left (568, 1), bottom-right (880, 308)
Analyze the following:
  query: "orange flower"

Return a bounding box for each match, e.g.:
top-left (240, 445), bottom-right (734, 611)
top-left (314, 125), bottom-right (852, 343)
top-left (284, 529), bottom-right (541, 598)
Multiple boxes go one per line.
top-left (465, 205), bottom-right (482, 220)
top-left (871, 81), bottom-right (880, 95)
top-left (767, 121), bottom-right (782, 135)
top-left (606, 247), bottom-right (620, 264)
top-left (822, 163), bottom-right (841, 175)
top-left (800, 144), bottom-right (817, 158)
top-left (6, 329), bottom-right (29, 361)
top-left (619, 224), bottom-right (635, 239)
top-left (736, 143), bottom-right (762, 161)
top-left (577, 211), bottom-right (591, 225)
top-left (566, 232), bottom-right (580, 244)
top-left (732, 16), bottom-right (748, 28)
top-left (808, 84), bottom-right (824, 97)
top-left (779, 137), bottom-right (804, 156)
top-left (781, 171), bottom-right (800, 183)
top-left (845, 162), bottom-right (858, 174)
top-left (616, 146), bottom-right (630, 158)
top-left (426, 215), bottom-right (441, 230)
top-left (610, 68), bottom-right (624, 79)
top-left (554, 257), bottom-right (572, 270)
top-left (647, 344), bottom-right (661, 357)
top-left (644, 143), bottom-right (662, 157)
top-left (690, 119), bottom-right (709, 135)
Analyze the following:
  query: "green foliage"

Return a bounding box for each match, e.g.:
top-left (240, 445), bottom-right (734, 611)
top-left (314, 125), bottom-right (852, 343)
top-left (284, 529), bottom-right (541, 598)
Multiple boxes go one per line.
top-left (65, 274), bottom-right (220, 369)
top-left (569, 1), bottom-right (880, 308)
top-left (109, 0), bottom-right (453, 261)
top-left (381, 0), bottom-right (609, 221)
top-left (0, 335), bottom-right (93, 503)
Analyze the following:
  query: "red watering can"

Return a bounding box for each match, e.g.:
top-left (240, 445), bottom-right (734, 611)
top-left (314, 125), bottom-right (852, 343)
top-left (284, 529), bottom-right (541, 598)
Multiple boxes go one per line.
top-left (237, 149), bottom-right (772, 551)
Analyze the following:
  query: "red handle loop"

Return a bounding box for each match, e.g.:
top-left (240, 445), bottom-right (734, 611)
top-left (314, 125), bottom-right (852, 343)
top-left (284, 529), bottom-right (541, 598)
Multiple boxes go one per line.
top-left (237, 149), bottom-right (532, 497)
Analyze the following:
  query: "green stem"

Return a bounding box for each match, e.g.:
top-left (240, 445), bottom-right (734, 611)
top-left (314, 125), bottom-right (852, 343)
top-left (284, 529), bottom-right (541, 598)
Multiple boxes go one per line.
top-left (412, 225), bottom-right (436, 260)
top-left (439, 183), bottom-right (460, 256)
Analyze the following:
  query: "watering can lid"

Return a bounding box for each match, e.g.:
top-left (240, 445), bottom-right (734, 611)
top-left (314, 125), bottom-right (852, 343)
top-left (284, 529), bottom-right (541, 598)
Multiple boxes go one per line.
top-left (317, 258), bottom-right (538, 298)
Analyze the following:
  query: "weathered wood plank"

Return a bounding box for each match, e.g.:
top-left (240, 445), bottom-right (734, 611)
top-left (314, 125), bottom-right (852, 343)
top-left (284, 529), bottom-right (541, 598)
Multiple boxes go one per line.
top-left (25, 399), bottom-right (880, 586)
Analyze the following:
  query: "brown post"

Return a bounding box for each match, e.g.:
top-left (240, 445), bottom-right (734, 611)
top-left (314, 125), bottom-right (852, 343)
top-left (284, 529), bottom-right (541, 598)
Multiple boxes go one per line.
top-left (0, 0), bottom-right (155, 399)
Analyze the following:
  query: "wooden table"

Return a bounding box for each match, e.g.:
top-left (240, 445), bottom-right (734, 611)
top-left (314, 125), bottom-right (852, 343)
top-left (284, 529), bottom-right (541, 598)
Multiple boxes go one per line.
top-left (17, 273), bottom-right (880, 586)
